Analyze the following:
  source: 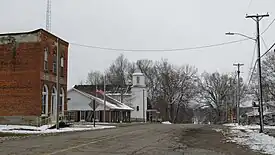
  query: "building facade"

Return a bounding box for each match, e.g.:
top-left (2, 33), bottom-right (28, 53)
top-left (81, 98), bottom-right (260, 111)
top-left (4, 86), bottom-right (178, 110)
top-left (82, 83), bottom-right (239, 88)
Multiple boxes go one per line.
top-left (67, 69), bottom-right (157, 123)
top-left (131, 69), bottom-right (148, 122)
top-left (0, 29), bottom-right (69, 125)
top-left (67, 87), bottom-right (133, 123)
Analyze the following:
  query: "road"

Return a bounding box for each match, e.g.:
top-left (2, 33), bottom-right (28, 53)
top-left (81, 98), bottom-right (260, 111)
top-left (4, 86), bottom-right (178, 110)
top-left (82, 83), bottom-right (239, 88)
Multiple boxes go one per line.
top-left (0, 124), bottom-right (263, 155)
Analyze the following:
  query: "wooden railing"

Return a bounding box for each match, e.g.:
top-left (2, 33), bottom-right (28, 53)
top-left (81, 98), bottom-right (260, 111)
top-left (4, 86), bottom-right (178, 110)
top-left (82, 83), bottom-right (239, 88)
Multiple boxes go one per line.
top-left (35, 111), bottom-right (77, 127)
top-left (36, 113), bottom-right (52, 127)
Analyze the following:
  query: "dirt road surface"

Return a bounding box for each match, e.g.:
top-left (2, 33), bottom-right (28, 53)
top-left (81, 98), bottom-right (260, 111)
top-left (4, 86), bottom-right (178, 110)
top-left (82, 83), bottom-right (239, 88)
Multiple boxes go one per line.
top-left (0, 124), bottom-right (264, 155)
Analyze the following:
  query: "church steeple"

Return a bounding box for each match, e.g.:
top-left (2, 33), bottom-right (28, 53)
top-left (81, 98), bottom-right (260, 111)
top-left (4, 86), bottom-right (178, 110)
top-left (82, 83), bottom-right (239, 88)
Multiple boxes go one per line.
top-left (132, 69), bottom-right (145, 87)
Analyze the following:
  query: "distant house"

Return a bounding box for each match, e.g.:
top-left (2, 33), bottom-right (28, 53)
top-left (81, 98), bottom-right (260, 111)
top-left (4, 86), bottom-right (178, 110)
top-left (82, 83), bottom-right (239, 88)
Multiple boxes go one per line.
top-left (67, 69), bottom-right (159, 122)
top-left (0, 28), bottom-right (69, 125)
top-left (241, 100), bottom-right (275, 125)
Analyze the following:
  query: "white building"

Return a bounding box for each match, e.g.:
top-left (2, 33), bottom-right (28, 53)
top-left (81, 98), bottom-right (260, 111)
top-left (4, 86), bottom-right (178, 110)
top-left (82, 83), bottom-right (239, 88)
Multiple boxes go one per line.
top-left (66, 69), bottom-right (149, 122)
top-left (66, 88), bottom-right (133, 123)
top-left (130, 69), bottom-right (148, 122)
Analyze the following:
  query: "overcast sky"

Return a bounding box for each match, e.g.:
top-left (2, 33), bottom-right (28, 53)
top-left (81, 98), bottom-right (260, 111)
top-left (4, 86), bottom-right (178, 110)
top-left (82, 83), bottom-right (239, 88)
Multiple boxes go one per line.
top-left (1, 0), bottom-right (275, 89)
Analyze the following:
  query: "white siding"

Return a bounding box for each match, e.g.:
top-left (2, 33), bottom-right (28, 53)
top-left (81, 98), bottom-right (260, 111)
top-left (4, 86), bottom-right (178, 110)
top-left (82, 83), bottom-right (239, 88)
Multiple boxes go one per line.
top-left (131, 87), bottom-right (147, 121)
top-left (132, 74), bottom-right (146, 87)
top-left (67, 90), bottom-right (93, 111)
top-left (67, 90), bottom-right (112, 111)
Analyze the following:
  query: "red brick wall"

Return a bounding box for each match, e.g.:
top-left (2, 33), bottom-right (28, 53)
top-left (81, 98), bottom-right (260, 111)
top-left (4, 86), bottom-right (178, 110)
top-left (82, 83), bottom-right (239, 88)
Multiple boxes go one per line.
top-left (0, 42), bottom-right (42, 116)
top-left (39, 30), bottom-right (69, 81)
top-left (0, 30), bottom-right (69, 117)
top-left (39, 31), bottom-right (68, 113)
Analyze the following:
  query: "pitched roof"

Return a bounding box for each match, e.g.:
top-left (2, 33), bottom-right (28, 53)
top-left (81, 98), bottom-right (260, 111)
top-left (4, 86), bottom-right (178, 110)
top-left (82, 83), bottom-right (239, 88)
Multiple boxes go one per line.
top-left (70, 87), bottom-right (133, 111)
top-left (74, 85), bottom-right (132, 94)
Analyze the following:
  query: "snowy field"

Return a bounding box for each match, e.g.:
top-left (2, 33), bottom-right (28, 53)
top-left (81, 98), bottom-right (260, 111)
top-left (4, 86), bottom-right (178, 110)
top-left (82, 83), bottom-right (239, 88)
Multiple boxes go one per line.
top-left (221, 123), bottom-right (275, 155)
top-left (0, 124), bottom-right (116, 135)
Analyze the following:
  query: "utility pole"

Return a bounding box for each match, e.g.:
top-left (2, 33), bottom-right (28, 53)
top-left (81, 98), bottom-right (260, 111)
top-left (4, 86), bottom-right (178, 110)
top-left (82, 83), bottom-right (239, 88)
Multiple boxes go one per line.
top-left (246, 13), bottom-right (269, 133)
top-left (119, 79), bottom-right (124, 123)
top-left (120, 87), bottom-right (123, 123)
top-left (55, 38), bottom-right (60, 129)
top-left (93, 99), bottom-right (96, 127)
top-left (95, 79), bottom-right (98, 122)
top-left (103, 75), bottom-right (106, 122)
top-left (142, 89), bottom-right (145, 123)
top-left (233, 63), bottom-right (244, 125)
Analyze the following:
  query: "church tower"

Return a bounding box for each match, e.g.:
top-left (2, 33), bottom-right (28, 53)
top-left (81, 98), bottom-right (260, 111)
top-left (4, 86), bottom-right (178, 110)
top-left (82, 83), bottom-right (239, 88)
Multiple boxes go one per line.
top-left (131, 69), bottom-right (147, 122)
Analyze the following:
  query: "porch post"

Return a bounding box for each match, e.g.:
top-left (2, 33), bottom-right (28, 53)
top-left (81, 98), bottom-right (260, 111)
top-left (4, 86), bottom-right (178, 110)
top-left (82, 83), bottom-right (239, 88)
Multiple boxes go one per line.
top-left (128, 111), bottom-right (131, 122)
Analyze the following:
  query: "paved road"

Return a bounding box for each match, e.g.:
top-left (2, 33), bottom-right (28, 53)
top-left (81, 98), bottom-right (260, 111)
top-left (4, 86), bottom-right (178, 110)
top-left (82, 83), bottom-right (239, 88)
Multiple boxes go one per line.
top-left (0, 124), bottom-right (263, 155)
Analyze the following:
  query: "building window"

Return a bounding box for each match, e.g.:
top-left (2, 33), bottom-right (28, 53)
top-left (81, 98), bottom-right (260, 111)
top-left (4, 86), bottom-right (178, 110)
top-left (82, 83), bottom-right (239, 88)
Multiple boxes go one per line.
top-left (51, 86), bottom-right (56, 114)
top-left (44, 48), bottom-right (48, 71)
top-left (42, 96), bottom-right (46, 114)
top-left (42, 85), bottom-right (49, 115)
top-left (60, 57), bottom-right (64, 77)
top-left (137, 106), bottom-right (139, 111)
top-left (53, 53), bottom-right (57, 73)
top-left (137, 76), bottom-right (140, 84)
top-left (59, 96), bottom-right (63, 113)
top-left (59, 88), bottom-right (64, 114)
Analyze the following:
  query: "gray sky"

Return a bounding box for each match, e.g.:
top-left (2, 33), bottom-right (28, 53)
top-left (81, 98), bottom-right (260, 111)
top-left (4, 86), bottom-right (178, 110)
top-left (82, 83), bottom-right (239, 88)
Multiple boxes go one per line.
top-left (1, 0), bottom-right (275, 89)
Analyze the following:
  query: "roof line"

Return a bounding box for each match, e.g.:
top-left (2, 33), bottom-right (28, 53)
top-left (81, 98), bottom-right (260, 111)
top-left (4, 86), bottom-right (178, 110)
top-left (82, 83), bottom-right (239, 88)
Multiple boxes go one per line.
top-left (71, 88), bottom-right (133, 110)
top-left (0, 28), bottom-right (69, 45)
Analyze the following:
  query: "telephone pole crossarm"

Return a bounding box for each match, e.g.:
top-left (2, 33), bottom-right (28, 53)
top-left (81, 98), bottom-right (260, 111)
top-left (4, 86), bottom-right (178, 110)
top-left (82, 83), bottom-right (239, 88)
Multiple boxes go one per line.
top-left (246, 14), bottom-right (269, 20)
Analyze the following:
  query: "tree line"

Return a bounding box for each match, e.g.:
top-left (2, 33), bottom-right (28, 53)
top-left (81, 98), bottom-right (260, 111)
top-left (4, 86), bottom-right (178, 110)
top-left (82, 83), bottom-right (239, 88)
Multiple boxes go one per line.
top-left (81, 52), bottom-right (275, 124)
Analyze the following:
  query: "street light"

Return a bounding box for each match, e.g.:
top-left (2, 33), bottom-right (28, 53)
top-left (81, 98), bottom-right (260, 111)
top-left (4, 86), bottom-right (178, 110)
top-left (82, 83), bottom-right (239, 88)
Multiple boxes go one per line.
top-left (225, 32), bottom-right (256, 41)
top-left (225, 31), bottom-right (264, 133)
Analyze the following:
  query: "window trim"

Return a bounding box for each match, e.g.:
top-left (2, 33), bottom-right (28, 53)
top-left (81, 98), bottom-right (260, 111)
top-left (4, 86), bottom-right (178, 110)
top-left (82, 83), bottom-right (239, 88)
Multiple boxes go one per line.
top-left (44, 48), bottom-right (49, 71)
top-left (60, 57), bottom-right (64, 77)
top-left (42, 85), bottom-right (49, 115)
top-left (53, 53), bottom-right (57, 74)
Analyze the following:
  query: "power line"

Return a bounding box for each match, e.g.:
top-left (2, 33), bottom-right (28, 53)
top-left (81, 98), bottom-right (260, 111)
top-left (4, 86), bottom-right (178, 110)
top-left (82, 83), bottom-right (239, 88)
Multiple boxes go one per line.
top-left (247, 0), bottom-right (253, 12)
top-left (247, 60), bottom-right (257, 86)
top-left (247, 42), bottom-right (275, 87)
top-left (261, 17), bottom-right (275, 35)
top-left (70, 39), bottom-right (248, 52)
top-left (260, 42), bottom-right (275, 58)
top-left (246, 42), bottom-right (257, 84)
top-left (260, 36), bottom-right (269, 51)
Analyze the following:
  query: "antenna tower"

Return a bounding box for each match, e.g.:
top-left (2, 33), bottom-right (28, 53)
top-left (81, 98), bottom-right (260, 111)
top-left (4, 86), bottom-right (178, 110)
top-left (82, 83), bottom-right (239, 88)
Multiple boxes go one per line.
top-left (46, 0), bottom-right (51, 31)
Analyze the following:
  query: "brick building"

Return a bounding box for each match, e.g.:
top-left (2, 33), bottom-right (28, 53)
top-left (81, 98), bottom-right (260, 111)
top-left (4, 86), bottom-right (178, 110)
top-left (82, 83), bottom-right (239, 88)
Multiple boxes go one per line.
top-left (0, 28), bottom-right (69, 125)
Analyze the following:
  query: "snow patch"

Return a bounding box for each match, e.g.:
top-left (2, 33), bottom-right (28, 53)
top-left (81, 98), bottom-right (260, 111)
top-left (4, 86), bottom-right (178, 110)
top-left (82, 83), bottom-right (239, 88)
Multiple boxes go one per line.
top-left (224, 123), bottom-right (275, 154)
top-left (162, 121), bottom-right (172, 124)
top-left (0, 124), bottom-right (116, 134)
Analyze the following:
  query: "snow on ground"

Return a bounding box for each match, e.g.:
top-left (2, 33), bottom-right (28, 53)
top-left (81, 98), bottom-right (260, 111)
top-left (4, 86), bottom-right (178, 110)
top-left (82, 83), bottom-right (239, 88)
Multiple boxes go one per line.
top-left (0, 124), bottom-right (116, 134)
top-left (162, 121), bottom-right (172, 124)
top-left (223, 123), bottom-right (275, 155)
top-left (224, 123), bottom-right (275, 130)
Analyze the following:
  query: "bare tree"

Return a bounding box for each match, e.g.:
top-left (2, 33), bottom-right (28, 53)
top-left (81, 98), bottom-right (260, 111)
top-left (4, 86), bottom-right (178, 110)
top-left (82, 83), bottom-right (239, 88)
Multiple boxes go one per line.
top-left (136, 59), bottom-right (160, 107)
top-left (199, 72), bottom-right (239, 123)
top-left (105, 54), bottom-right (132, 87)
top-left (79, 80), bottom-right (85, 85)
top-left (153, 59), bottom-right (199, 123)
top-left (260, 52), bottom-right (275, 101)
top-left (86, 70), bottom-right (104, 85)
